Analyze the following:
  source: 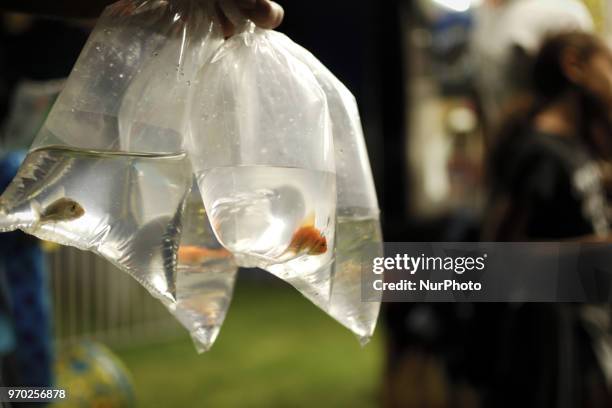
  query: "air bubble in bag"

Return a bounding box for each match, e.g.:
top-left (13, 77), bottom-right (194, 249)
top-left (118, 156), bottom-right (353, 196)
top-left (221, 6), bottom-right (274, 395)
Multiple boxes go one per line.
top-left (187, 18), bottom-right (337, 308)
top-left (271, 32), bottom-right (383, 344)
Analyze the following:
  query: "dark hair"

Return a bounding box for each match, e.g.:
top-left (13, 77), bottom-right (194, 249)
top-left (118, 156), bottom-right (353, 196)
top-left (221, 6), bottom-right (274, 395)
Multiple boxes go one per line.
top-left (532, 32), bottom-right (604, 101)
top-left (492, 31), bottom-right (609, 158)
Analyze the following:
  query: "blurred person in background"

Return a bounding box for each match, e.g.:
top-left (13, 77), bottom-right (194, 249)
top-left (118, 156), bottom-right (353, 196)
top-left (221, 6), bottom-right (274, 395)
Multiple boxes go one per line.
top-left (471, 0), bottom-right (594, 137)
top-left (482, 31), bottom-right (612, 407)
top-left (485, 32), bottom-right (612, 241)
top-left (386, 2), bottom-right (610, 407)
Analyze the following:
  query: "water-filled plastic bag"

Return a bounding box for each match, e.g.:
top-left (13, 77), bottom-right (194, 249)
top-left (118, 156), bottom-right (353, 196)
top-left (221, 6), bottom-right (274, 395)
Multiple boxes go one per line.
top-left (0, 0), bottom-right (228, 347)
top-left (187, 16), bottom-right (336, 308)
top-left (172, 181), bottom-right (237, 352)
top-left (0, 0), bottom-right (381, 350)
top-left (272, 32), bottom-right (383, 343)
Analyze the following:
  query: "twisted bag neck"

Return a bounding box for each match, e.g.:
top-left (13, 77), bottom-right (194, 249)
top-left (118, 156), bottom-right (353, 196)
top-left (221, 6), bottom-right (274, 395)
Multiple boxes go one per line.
top-left (217, 0), bottom-right (256, 36)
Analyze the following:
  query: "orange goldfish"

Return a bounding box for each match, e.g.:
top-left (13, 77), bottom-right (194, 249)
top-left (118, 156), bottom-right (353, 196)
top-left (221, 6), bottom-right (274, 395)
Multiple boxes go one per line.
top-left (286, 213), bottom-right (327, 256)
top-left (178, 245), bottom-right (232, 265)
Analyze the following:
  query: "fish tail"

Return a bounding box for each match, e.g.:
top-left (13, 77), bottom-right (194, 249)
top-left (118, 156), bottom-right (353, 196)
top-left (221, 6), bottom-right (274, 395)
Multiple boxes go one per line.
top-left (300, 211), bottom-right (316, 228)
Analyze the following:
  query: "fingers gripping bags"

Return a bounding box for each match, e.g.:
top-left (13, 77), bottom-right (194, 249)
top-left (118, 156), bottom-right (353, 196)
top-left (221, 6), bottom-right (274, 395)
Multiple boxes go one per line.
top-left (0, 0), bottom-right (237, 351)
top-left (187, 15), bottom-right (337, 308)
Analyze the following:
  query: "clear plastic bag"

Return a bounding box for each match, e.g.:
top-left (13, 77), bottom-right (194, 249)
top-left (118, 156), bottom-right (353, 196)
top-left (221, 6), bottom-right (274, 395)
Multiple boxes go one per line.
top-left (0, 0), bottom-right (233, 349)
top-left (187, 19), bottom-right (336, 307)
top-left (0, 0), bottom-right (380, 350)
top-left (170, 181), bottom-right (237, 352)
top-left (271, 32), bottom-right (383, 343)
top-left (0, 0), bottom-right (203, 300)
top-left (118, 1), bottom-right (222, 154)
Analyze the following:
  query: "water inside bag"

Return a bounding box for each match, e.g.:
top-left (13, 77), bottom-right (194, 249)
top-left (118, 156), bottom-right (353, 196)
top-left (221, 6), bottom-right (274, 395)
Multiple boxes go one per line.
top-left (198, 165), bottom-right (336, 305)
top-left (330, 209), bottom-right (382, 344)
top-left (0, 142), bottom-right (191, 303)
top-left (170, 181), bottom-right (238, 352)
top-left (269, 31), bottom-right (384, 342)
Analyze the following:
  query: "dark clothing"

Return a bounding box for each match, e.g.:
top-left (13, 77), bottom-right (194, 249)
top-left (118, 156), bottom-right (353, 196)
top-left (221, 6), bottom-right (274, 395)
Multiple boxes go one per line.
top-left (490, 130), bottom-right (608, 240)
top-left (483, 130), bottom-right (612, 408)
top-left (384, 131), bottom-right (612, 408)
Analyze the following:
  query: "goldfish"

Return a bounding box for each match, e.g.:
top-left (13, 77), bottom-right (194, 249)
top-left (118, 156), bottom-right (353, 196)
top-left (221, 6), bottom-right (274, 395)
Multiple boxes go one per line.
top-left (178, 245), bottom-right (232, 265)
top-left (286, 213), bottom-right (327, 256)
top-left (32, 197), bottom-right (85, 223)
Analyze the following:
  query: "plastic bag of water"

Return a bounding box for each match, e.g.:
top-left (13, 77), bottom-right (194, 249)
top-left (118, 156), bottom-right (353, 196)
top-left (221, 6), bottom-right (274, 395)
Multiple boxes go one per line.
top-left (0, 0), bottom-right (234, 348)
top-left (171, 181), bottom-right (238, 352)
top-left (0, 0), bottom-right (381, 351)
top-left (187, 4), bottom-right (337, 308)
top-left (271, 32), bottom-right (383, 344)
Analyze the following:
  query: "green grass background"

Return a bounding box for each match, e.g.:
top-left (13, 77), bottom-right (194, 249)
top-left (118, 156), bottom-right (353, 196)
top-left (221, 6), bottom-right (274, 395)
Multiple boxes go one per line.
top-left (115, 280), bottom-right (384, 407)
